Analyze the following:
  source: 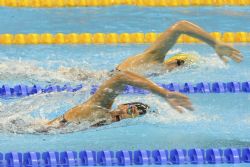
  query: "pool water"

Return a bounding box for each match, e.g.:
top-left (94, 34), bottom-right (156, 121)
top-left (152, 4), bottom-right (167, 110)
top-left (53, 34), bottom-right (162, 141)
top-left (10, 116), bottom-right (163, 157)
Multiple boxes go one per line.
top-left (1, 6), bottom-right (250, 33)
top-left (0, 6), bottom-right (250, 167)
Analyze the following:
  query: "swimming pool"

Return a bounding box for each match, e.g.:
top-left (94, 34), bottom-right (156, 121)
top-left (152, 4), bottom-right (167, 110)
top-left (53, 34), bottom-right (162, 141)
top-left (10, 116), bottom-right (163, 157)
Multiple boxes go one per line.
top-left (0, 5), bottom-right (250, 166)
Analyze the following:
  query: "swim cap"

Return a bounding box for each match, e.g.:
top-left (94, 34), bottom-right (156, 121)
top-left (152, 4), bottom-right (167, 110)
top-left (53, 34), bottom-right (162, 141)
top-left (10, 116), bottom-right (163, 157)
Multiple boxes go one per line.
top-left (165, 53), bottom-right (198, 65)
top-left (122, 102), bottom-right (150, 115)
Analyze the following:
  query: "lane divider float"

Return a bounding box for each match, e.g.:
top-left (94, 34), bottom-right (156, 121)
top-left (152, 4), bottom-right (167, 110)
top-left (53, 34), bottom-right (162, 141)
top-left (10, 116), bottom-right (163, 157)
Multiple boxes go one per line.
top-left (1, 81), bottom-right (250, 98)
top-left (0, 32), bottom-right (249, 44)
top-left (1, 148), bottom-right (250, 166)
top-left (1, 0), bottom-right (250, 7)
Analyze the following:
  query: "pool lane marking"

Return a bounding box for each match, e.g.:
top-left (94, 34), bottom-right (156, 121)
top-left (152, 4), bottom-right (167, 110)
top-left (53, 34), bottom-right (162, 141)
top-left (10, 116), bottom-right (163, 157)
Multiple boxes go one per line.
top-left (0, 32), bottom-right (249, 44)
top-left (1, 0), bottom-right (250, 7)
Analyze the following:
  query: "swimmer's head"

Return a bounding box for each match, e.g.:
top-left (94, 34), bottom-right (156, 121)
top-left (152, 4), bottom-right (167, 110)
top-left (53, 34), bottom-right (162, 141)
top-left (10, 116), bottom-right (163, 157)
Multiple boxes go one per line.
top-left (164, 53), bottom-right (198, 71)
top-left (111, 102), bottom-right (150, 122)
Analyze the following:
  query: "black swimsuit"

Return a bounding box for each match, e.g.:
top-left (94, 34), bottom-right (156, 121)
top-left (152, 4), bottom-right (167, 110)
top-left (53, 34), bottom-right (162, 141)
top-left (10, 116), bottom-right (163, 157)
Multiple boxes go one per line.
top-left (58, 114), bottom-right (68, 125)
top-left (91, 120), bottom-right (109, 127)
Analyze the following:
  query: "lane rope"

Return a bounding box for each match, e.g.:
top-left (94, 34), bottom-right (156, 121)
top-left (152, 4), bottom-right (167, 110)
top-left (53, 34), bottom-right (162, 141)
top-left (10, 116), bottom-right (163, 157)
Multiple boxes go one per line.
top-left (1, 0), bottom-right (250, 7)
top-left (1, 81), bottom-right (249, 98)
top-left (0, 32), bottom-right (249, 44)
top-left (1, 148), bottom-right (250, 166)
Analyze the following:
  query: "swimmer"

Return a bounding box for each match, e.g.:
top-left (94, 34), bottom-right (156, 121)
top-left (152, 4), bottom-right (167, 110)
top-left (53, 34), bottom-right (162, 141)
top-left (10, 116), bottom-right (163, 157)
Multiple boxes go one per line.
top-left (116, 20), bottom-right (243, 73)
top-left (47, 70), bottom-right (193, 128)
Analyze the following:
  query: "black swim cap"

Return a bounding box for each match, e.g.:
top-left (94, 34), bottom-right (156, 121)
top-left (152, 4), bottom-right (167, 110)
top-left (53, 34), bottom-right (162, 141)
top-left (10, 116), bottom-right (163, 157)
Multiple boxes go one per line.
top-left (123, 102), bottom-right (150, 115)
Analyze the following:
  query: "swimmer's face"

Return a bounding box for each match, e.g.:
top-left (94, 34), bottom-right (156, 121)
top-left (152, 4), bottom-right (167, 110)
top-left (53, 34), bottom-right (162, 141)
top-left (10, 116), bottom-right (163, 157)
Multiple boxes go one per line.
top-left (119, 104), bottom-right (140, 118)
top-left (165, 59), bottom-right (185, 71)
top-left (112, 104), bottom-right (140, 122)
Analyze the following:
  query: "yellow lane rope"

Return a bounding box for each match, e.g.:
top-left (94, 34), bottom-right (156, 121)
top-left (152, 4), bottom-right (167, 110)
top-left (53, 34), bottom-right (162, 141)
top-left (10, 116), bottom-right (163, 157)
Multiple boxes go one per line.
top-left (0, 32), bottom-right (249, 44)
top-left (1, 0), bottom-right (250, 7)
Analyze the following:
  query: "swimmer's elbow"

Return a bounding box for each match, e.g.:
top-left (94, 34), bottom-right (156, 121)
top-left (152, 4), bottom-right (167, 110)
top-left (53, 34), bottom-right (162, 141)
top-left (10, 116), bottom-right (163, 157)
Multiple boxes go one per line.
top-left (173, 20), bottom-right (193, 33)
top-left (176, 20), bottom-right (191, 26)
top-left (112, 70), bottom-right (130, 81)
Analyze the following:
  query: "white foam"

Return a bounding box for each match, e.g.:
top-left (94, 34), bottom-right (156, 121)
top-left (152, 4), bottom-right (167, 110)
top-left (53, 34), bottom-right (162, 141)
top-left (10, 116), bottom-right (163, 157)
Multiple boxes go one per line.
top-left (0, 58), bottom-right (109, 84)
top-left (0, 87), bottom-right (93, 134)
top-left (0, 50), bottom-right (227, 85)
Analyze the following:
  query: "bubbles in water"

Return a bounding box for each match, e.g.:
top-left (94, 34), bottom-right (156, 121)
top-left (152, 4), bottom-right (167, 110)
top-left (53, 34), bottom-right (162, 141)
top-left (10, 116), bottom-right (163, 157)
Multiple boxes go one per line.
top-left (0, 57), bottom-right (109, 85)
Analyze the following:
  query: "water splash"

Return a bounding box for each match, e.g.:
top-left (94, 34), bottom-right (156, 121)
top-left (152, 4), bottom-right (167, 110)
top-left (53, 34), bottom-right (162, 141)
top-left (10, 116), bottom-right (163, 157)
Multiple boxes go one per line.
top-left (0, 49), bottom-right (228, 86)
top-left (0, 89), bottom-right (222, 135)
top-left (0, 58), bottom-right (109, 85)
top-left (0, 49), bottom-right (231, 134)
top-left (0, 86), bottom-right (94, 134)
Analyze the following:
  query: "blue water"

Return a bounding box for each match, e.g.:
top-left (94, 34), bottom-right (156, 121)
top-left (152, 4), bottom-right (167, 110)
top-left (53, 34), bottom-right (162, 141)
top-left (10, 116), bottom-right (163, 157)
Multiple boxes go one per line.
top-left (0, 6), bottom-right (250, 167)
top-left (1, 6), bottom-right (250, 33)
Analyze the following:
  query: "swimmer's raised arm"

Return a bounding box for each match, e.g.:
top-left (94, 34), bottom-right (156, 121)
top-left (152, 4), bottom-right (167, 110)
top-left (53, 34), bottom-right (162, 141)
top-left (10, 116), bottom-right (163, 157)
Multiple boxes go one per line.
top-left (144, 20), bottom-right (242, 63)
top-left (47, 71), bottom-right (193, 126)
top-left (88, 71), bottom-right (193, 113)
top-left (117, 20), bottom-right (242, 72)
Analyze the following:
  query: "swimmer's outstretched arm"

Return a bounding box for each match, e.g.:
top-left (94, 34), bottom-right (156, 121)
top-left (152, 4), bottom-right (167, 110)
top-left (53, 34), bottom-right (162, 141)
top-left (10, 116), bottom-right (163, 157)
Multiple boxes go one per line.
top-left (88, 71), bottom-right (193, 113)
top-left (143, 20), bottom-right (243, 63)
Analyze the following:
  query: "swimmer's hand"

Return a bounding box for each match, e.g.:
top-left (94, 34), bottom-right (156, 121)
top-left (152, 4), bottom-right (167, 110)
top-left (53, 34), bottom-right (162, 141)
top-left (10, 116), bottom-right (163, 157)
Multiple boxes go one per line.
top-left (165, 92), bottom-right (194, 113)
top-left (215, 42), bottom-right (243, 63)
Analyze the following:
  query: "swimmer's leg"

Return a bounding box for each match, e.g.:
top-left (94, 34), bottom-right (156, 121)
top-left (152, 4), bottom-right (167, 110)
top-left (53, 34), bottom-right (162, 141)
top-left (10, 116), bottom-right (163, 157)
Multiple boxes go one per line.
top-left (141, 20), bottom-right (217, 63)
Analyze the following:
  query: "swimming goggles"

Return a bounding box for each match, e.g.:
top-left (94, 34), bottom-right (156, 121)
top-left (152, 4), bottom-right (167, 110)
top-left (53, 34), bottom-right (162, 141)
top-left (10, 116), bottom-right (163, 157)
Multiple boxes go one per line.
top-left (127, 105), bottom-right (135, 118)
top-left (114, 105), bottom-right (135, 122)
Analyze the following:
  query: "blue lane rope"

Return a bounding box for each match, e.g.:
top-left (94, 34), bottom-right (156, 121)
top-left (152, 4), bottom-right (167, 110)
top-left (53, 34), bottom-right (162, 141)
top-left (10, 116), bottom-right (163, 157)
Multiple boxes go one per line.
top-left (0, 81), bottom-right (250, 98)
top-left (1, 148), bottom-right (250, 166)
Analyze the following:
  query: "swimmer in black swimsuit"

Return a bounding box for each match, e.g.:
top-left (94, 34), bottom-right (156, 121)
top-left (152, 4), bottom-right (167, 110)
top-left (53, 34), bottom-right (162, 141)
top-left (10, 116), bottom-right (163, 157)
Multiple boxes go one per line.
top-left (47, 70), bottom-right (193, 128)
